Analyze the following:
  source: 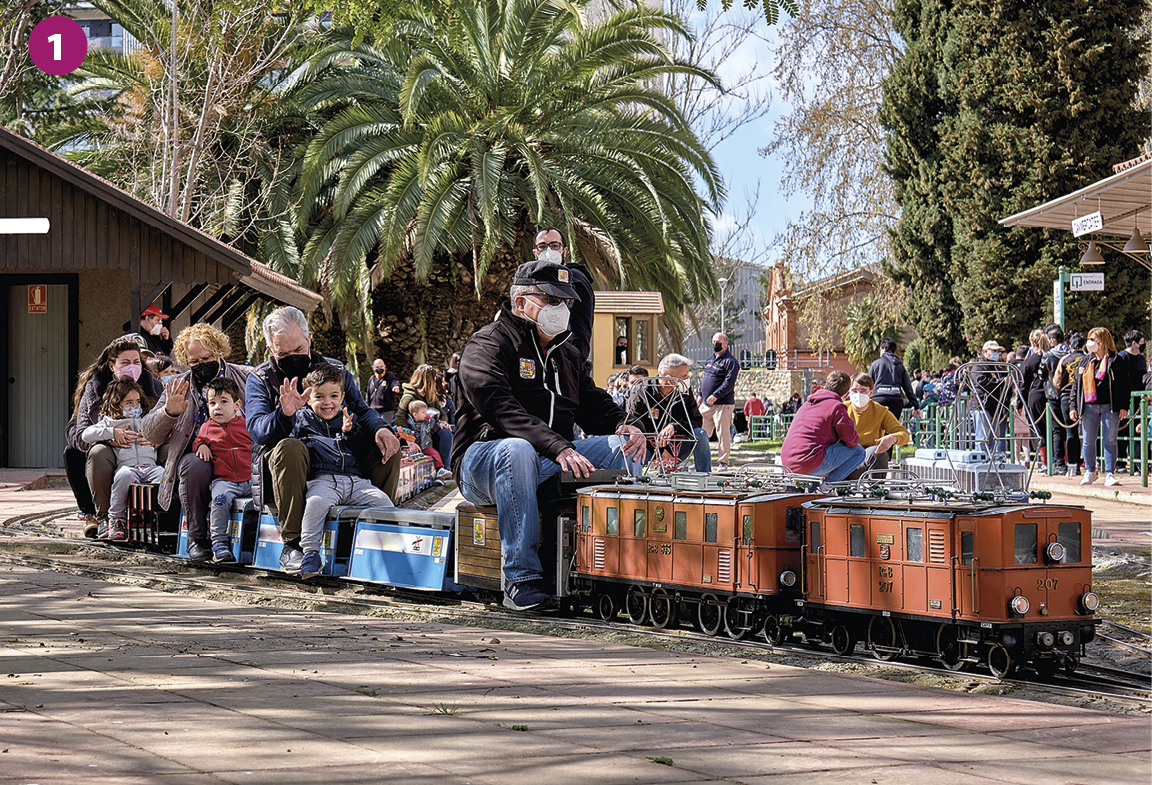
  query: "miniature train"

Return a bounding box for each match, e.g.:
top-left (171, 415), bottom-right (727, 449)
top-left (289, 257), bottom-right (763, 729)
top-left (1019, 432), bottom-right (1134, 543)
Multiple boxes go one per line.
top-left (120, 455), bottom-right (1099, 679)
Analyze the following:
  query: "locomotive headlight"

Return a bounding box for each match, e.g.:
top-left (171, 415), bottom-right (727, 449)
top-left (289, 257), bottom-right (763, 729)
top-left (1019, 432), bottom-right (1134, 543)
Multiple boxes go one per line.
top-left (1078, 592), bottom-right (1100, 614)
top-left (779, 570), bottom-right (797, 588)
top-left (1009, 595), bottom-right (1030, 615)
top-left (1044, 542), bottom-right (1066, 564)
top-left (1059, 631), bottom-right (1075, 646)
top-left (1035, 631), bottom-right (1054, 648)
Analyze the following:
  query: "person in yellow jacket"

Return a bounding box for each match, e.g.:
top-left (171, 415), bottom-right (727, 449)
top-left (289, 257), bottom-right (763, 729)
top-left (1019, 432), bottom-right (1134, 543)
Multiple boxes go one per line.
top-left (844, 372), bottom-right (911, 481)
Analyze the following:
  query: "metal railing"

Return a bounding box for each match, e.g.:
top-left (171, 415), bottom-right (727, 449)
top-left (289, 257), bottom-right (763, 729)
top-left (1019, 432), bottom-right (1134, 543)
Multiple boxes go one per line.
top-left (747, 414), bottom-right (794, 441)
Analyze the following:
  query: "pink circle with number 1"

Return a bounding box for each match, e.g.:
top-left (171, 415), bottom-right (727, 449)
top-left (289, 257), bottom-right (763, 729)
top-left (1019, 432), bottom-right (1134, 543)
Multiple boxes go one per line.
top-left (29, 16), bottom-right (88, 76)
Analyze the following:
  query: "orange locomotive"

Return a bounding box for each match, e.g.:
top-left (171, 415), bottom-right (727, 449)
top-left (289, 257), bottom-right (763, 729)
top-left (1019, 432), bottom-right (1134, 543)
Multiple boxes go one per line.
top-left (571, 474), bottom-right (1098, 678)
top-left (571, 473), bottom-right (817, 636)
top-left (797, 494), bottom-right (1097, 676)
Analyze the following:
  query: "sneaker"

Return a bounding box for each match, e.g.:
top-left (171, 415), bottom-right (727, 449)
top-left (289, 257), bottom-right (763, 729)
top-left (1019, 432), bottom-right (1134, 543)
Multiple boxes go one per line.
top-left (95, 517), bottom-right (109, 539)
top-left (503, 581), bottom-right (554, 611)
top-left (1052, 463), bottom-right (1067, 476)
top-left (435, 468), bottom-right (454, 480)
top-left (108, 520), bottom-right (128, 542)
top-left (1080, 471), bottom-right (1097, 486)
top-left (187, 540), bottom-right (212, 562)
top-left (83, 514), bottom-right (99, 539)
top-left (279, 545), bottom-right (304, 575)
top-left (299, 551), bottom-right (322, 580)
top-left (212, 544), bottom-right (237, 564)
top-left (1104, 473), bottom-right (1120, 487)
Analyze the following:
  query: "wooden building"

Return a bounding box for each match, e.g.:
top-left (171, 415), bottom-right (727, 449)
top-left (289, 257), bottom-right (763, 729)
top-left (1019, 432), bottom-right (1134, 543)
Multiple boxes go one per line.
top-left (591, 291), bottom-right (664, 385)
top-left (0, 126), bottom-right (320, 468)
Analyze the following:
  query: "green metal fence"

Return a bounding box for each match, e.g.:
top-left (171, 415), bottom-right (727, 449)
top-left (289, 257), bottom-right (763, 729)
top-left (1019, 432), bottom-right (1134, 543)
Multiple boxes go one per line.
top-left (748, 414), bottom-right (793, 441)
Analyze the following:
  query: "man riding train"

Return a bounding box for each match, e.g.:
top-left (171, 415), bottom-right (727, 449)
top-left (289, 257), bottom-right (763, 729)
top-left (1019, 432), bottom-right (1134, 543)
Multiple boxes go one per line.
top-left (452, 260), bottom-right (646, 611)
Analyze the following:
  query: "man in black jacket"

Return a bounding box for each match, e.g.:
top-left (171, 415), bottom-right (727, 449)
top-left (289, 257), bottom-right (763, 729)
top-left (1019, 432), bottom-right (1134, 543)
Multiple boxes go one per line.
top-left (453, 261), bottom-right (645, 611)
top-left (366, 358), bottom-right (402, 424)
top-left (698, 332), bottom-right (739, 469)
top-left (532, 227), bottom-right (594, 371)
top-left (867, 337), bottom-right (919, 421)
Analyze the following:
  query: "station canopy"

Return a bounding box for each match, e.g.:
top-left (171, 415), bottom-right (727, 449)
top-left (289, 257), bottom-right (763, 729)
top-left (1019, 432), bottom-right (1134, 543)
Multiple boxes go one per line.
top-left (999, 153), bottom-right (1151, 271)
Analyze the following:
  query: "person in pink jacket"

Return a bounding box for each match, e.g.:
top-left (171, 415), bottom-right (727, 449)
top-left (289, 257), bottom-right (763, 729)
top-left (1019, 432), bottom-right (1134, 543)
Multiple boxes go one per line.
top-left (781, 370), bottom-right (864, 482)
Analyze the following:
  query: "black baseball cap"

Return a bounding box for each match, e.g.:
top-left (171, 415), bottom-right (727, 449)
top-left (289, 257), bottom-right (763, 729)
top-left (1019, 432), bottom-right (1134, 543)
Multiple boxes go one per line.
top-left (512, 261), bottom-right (581, 301)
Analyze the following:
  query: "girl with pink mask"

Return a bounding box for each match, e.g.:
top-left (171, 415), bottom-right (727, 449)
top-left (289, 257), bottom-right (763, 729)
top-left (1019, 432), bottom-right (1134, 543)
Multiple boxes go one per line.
top-left (65, 336), bottom-right (165, 538)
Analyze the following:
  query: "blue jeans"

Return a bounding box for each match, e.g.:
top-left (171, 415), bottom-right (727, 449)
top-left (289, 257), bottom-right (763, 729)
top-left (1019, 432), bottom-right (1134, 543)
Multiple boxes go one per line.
top-left (672, 428), bottom-right (712, 473)
top-left (1079, 403), bottom-right (1119, 474)
top-left (209, 479), bottom-right (251, 546)
top-left (972, 410), bottom-right (1008, 455)
top-left (458, 435), bottom-right (640, 585)
top-left (812, 442), bottom-right (866, 482)
top-left (434, 426), bottom-right (453, 467)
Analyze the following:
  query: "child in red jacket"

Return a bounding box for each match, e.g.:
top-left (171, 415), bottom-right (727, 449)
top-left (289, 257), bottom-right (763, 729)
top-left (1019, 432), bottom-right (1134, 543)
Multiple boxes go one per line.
top-left (192, 377), bottom-right (252, 563)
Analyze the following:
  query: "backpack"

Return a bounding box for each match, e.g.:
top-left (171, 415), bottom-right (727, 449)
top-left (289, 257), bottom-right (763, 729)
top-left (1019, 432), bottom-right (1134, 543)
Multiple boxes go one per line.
top-left (936, 372), bottom-right (958, 407)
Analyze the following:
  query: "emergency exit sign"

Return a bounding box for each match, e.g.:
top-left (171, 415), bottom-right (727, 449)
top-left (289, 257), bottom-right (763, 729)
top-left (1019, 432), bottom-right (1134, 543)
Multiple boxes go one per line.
top-left (1070, 272), bottom-right (1104, 292)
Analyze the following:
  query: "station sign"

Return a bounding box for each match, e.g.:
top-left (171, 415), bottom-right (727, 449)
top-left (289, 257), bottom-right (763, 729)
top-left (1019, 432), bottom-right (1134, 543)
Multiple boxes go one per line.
top-left (1071, 211), bottom-right (1103, 237)
top-left (1069, 272), bottom-right (1104, 292)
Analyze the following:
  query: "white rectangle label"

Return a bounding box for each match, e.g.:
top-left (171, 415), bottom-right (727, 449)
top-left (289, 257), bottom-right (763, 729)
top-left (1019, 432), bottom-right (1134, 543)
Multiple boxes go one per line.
top-left (1071, 211), bottom-right (1103, 237)
top-left (354, 528), bottom-right (434, 555)
top-left (1070, 272), bottom-right (1104, 291)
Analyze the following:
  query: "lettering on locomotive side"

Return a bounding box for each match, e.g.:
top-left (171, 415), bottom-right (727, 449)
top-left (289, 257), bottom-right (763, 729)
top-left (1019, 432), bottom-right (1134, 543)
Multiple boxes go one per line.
top-left (877, 566), bottom-right (894, 578)
top-left (653, 523), bottom-right (668, 533)
top-left (876, 534), bottom-right (894, 544)
top-left (929, 600), bottom-right (942, 609)
top-left (1037, 578), bottom-right (1058, 590)
top-left (878, 581), bottom-right (894, 593)
top-left (646, 542), bottom-right (671, 554)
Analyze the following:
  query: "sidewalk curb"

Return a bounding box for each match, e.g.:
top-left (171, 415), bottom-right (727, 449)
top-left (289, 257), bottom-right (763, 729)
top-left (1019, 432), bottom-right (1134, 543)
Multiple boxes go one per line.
top-left (1029, 478), bottom-right (1152, 507)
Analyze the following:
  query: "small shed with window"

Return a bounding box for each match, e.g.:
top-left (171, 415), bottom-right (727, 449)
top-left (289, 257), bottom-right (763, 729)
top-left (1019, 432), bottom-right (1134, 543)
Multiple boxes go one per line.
top-left (591, 291), bottom-right (664, 385)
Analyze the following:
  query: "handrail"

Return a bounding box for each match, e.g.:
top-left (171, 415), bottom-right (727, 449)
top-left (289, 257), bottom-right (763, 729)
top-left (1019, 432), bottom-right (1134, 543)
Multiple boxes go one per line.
top-left (1129, 390), bottom-right (1150, 488)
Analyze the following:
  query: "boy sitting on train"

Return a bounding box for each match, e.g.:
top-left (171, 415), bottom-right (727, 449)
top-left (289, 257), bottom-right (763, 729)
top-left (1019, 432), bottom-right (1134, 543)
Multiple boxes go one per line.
top-left (290, 363), bottom-right (394, 580)
top-left (192, 377), bottom-right (252, 564)
top-left (626, 353), bottom-right (711, 473)
top-left (843, 372), bottom-right (910, 481)
top-left (781, 370), bottom-right (865, 486)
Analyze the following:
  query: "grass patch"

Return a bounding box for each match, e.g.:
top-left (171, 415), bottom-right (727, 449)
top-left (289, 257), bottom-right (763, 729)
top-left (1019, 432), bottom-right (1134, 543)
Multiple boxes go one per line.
top-left (739, 440), bottom-right (783, 451)
top-left (646, 756), bottom-right (674, 766)
top-left (1096, 579), bottom-right (1152, 635)
top-left (430, 703), bottom-right (458, 715)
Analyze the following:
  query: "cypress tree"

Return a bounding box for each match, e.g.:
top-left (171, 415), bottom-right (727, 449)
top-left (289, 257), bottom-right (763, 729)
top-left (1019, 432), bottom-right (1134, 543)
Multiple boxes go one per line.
top-left (883, 0), bottom-right (1149, 354)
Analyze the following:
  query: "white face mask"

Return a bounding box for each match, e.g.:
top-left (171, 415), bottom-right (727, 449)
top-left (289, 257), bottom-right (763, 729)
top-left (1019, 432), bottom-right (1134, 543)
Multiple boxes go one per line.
top-left (537, 248), bottom-right (563, 265)
top-left (849, 391), bottom-right (870, 410)
top-left (150, 321), bottom-right (165, 336)
top-left (534, 302), bottom-right (570, 337)
top-left (1085, 339), bottom-right (1100, 353)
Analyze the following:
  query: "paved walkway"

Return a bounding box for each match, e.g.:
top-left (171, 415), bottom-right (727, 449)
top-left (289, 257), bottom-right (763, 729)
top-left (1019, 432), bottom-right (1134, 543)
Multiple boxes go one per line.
top-left (1, 565), bottom-right (1148, 785)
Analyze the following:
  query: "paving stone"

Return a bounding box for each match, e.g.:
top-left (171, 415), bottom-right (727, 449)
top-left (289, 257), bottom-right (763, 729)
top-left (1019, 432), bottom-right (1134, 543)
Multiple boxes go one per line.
top-left (741, 762), bottom-right (1012, 784)
top-left (629, 740), bottom-right (894, 779)
top-left (937, 752), bottom-right (1150, 785)
top-left (534, 721), bottom-right (788, 751)
top-left (434, 751), bottom-right (709, 785)
top-left (206, 761), bottom-right (475, 785)
top-left (997, 718), bottom-right (1152, 754)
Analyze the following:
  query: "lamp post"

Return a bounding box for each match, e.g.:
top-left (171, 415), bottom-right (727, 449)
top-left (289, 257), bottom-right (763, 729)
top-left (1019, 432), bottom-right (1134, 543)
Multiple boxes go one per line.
top-left (718, 277), bottom-right (728, 335)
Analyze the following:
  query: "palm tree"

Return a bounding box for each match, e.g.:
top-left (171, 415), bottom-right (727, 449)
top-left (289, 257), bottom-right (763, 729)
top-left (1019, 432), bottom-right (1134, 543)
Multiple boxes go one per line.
top-left (294, 0), bottom-right (723, 372)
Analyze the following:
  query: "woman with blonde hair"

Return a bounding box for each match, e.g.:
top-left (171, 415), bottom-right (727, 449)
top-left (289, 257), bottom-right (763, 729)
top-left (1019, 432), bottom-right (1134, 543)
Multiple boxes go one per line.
top-left (141, 322), bottom-right (253, 561)
top-left (1069, 327), bottom-right (1131, 487)
top-left (397, 364), bottom-right (453, 477)
top-left (1019, 329), bottom-right (1051, 462)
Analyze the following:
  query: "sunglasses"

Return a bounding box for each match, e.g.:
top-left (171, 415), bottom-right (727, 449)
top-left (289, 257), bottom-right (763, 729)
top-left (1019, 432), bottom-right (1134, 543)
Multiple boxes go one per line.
top-left (533, 241), bottom-right (564, 252)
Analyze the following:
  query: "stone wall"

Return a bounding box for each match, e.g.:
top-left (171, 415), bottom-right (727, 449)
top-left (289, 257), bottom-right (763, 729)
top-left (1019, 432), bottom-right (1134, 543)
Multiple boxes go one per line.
top-left (731, 369), bottom-right (807, 406)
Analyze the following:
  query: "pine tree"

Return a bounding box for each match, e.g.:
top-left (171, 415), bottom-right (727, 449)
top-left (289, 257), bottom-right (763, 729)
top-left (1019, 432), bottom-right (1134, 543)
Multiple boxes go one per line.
top-left (883, 0), bottom-right (1150, 354)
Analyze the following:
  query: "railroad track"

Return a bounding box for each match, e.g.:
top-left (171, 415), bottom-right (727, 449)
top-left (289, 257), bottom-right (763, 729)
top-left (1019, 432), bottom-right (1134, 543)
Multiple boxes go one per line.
top-left (2, 511), bottom-right (1149, 709)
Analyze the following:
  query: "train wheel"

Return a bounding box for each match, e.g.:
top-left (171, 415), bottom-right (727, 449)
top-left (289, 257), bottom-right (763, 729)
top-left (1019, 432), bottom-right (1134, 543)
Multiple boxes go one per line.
top-left (866, 616), bottom-right (900, 661)
top-left (830, 624), bottom-right (857, 656)
top-left (649, 589), bottom-right (679, 629)
top-left (1032, 658), bottom-right (1059, 678)
top-left (724, 602), bottom-right (752, 640)
top-left (986, 643), bottom-right (1016, 679)
top-left (596, 593), bottom-right (618, 621)
top-left (625, 587), bottom-right (649, 625)
top-left (1063, 654), bottom-right (1079, 675)
top-left (934, 624), bottom-right (970, 672)
top-left (762, 615), bottom-right (785, 645)
top-left (696, 595), bottom-right (723, 637)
